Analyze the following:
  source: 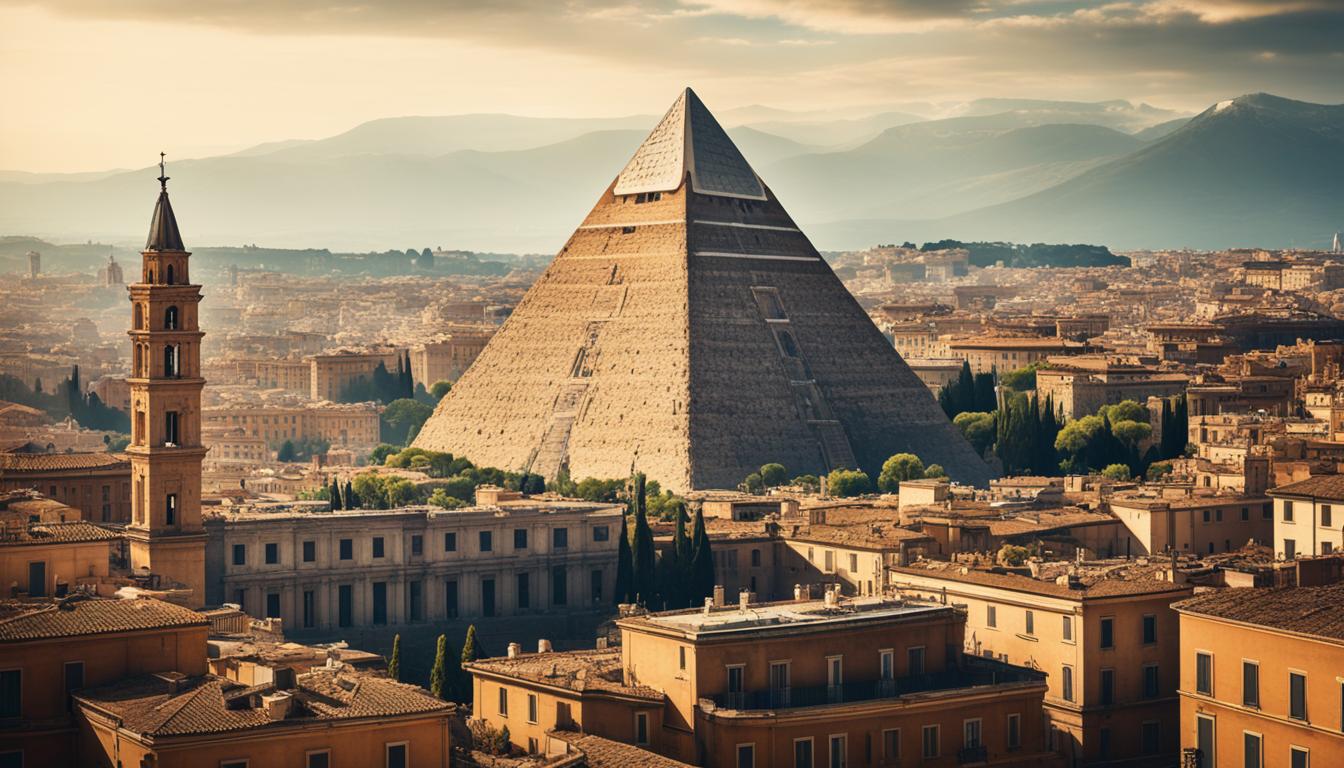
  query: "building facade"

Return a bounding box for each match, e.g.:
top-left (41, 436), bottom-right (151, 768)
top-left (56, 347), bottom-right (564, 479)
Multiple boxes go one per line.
top-left (0, 452), bottom-right (132, 523)
top-left (202, 401), bottom-right (382, 448)
top-left (1268, 475), bottom-right (1344, 559)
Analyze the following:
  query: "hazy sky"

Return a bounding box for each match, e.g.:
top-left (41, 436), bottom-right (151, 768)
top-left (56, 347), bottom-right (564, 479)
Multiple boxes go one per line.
top-left (3, 0), bottom-right (1343, 172)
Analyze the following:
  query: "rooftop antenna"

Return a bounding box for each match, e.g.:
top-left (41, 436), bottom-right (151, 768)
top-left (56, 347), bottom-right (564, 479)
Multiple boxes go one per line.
top-left (157, 152), bottom-right (169, 191)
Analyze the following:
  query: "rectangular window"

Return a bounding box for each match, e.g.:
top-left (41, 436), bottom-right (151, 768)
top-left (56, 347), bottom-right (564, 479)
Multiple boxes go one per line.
top-left (1063, 665), bottom-right (1075, 702)
top-left (824, 550), bottom-right (834, 572)
top-left (987, 605), bottom-right (997, 628)
top-left (635, 712), bottom-right (648, 745)
top-left (339, 539), bottom-right (353, 560)
top-left (1063, 614), bottom-right (1073, 642)
top-left (265, 543), bottom-right (279, 565)
top-left (737, 744), bottom-right (756, 768)
top-left (385, 743), bottom-right (407, 768)
top-left (1243, 661), bottom-right (1259, 707)
top-left (266, 592), bottom-right (281, 619)
top-left (1243, 732), bottom-right (1261, 768)
top-left (517, 573), bottom-right (530, 609)
top-left (881, 729), bottom-right (899, 761)
top-left (1323, 505), bottom-right (1334, 527)
top-left (848, 553), bottom-right (858, 572)
top-left (1290, 672), bottom-right (1307, 720)
top-left (552, 566), bottom-right (568, 606)
top-left (232, 544), bottom-right (246, 566)
top-left (907, 646), bottom-right (925, 675)
top-left (727, 665), bottom-right (745, 694)
top-left (880, 649), bottom-right (894, 680)
top-left (795, 738), bottom-right (814, 768)
top-left (590, 569), bottom-right (603, 604)
top-left (1197, 715), bottom-right (1215, 768)
top-left (553, 528), bottom-right (568, 549)
top-left (514, 529), bottom-right (528, 549)
top-left (1007, 713), bottom-right (1021, 749)
top-left (480, 531), bottom-right (493, 552)
top-left (1100, 617), bottom-right (1114, 649)
top-left (593, 525), bottom-right (609, 542)
top-left (498, 686), bottom-right (509, 716)
top-left (527, 693), bottom-right (538, 724)
top-left (964, 719), bottom-right (982, 749)
top-left (921, 725), bottom-right (939, 759)
top-left (371, 582), bottom-right (387, 625)
top-left (1285, 539), bottom-right (1297, 559)
top-left (444, 532), bottom-right (457, 552)
top-left (828, 735), bottom-right (846, 768)
top-left (1196, 652), bottom-right (1213, 695)
top-left (1144, 664), bottom-right (1160, 699)
top-left (1284, 500), bottom-right (1294, 522)
top-left (338, 584), bottom-right (352, 627)
top-left (302, 541), bottom-right (315, 562)
top-left (445, 580), bottom-right (458, 618)
top-left (1101, 669), bottom-right (1115, 705)
top-left (482, 577), bottom-right (496, 617)
top-left (372, 537), bottom-right (384, 558)
top-left (0, 670), bottom-right (17, 718)
top-left (1291, 747), bottom-right (1309, 768)
top-left (679, 646), bottom-right (687, 670)
top-left (411, 535), bottom-right (423, 556)
top-left (1143, 614), bottom-right (1157, 644)
top-left (165, 493), bottom-right (176, 525)
top-left (307, 751), bottom-right (331, 768)
top-left (409, 581), bottom-right (423, 622)
top-left (1025, 610), bottom-right (1035, 635)
top-left (1141, 721), bottom-right (1160, 755)
top-left (303, 590), bottom-right (315, 629)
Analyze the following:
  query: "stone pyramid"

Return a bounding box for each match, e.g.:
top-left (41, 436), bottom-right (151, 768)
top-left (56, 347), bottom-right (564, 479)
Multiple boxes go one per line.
top-left (414, 88), bottom-right (992, 490)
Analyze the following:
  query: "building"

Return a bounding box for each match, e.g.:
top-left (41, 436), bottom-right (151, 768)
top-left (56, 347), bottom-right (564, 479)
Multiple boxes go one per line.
top-left (1268, 474), bottom-right (1344, 559)
top-left (203, 494), bottom-right (623, 631)
top-left (1034, 356), bottom-right (1187, 420)
top-left (89, 375), bottom-right (131, 412)
top-left (98, 253), bottom-right (124, 286)
top-left (26, 250), bottom-right (39, 279)
top-left (892, 561), bottom-right (1194, 767)
top-left (0, 595), bottom-right (210, 767)
top-left (0, 451), bottom-right (132, 523)
top-left (413, 88), bottom-right (991, 490)
top-left (1174, 584), bottom-right (1344, 768)
top-left (945, 336), bottom-right (1089, 375)
top-left (125, 163), bottom-right (208, 603)
top-left (468, 594), bottom-right (1057, 766)
top-left (0, 519), bottom-right (121, 597)
top-left (307, 348), bottom-right (405, 402)
top-left (410, 332), bottom-right (493, 386)
top-left (1108, 490), bottom-right (1273, 557)
top-left (202, 401), bottom-right (382, 448)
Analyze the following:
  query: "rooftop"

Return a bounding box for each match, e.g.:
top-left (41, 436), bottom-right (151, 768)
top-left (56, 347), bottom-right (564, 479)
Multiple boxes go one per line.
top-left (465, 648), bottom-right (660, 700)
top-left (0, 596), bottom-right (208, 642)
top-left (618, 596), bottom-right (953, 639)
top-left (0, 451), bottom-right (128, 472)
top-left (549, 731), bottom-right (695, 767)
top-left (1269, 474), bottom-right (1344, 500)
top-left (0, 520), bottom-right (121, 547)
top-left (1175, 583), bottom-right (1344, 643)
top-left (891, 560), bottom-right (1192, 600)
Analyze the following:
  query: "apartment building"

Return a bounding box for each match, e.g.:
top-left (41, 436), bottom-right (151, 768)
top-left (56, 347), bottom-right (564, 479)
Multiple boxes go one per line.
top-left (307, 348), bottom-right (404, 402)
top-left (409, 332), bottom-right (492, 386)
top-left (202, 401), bottom-right (382, 448)
top-left (1175, 584), bottom-right (1344, 768)
top-left (468, 594), bottom-right (1058, 767)
top-left (204, 496), bottom-right (622, 632)
top-left (891, 561), bottom-right (1193, 767)
top-left (1268, 475), bottom-right (1344, 559)
top-left (1108, 491), bottom-right (1274, 557)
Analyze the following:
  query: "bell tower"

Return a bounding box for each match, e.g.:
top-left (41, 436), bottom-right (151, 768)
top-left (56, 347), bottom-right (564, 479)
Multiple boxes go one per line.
top-left (125, 154), bottom-right (206, 603)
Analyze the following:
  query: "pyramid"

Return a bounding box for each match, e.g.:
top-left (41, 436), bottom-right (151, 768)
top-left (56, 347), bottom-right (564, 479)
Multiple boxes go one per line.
top-left (414, 89), bottom-right (992, 490)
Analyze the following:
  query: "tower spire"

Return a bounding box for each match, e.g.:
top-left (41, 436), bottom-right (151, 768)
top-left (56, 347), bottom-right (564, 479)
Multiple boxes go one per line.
top-left (158, 151), bottom-right (169, 191)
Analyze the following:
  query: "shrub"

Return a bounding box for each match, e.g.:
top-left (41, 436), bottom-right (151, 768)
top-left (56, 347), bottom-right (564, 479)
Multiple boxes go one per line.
top-left (827, 469), bottom-right (871, 497)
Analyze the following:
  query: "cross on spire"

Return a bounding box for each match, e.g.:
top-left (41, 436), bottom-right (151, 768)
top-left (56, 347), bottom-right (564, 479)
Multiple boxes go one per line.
top-left (157, 152), bottom-right (169, 191)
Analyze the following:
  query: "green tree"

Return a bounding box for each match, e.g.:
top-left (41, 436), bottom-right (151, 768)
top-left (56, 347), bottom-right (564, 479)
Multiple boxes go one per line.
top-left (383, 477), bottom-right (417, 507)
top-left (1111, 419), bottom-right (1153, 445)
top-left (614, 512), bottom-right (634, 604)
top-left (428, 488), bottom-right (466, 509)
top-left (381, 398), bottom-right (433, 445)
top-left (1146, 461), bottom-right (1174, 481)
top-left (827, 469), bottom-right (871, 497)
top-left (924, 463), bottom-right (947, 478)
top-left (689, 503), bottom-right (714, 605)
top-left (630, 474), bottom-right (656, 604)
top-left (1101, 463), bottom-right (1131, 481)
top-left (387, 634), bottom-right (401, 680)
top-left (329, 480), bottom-right (343, 510)
top-left (460, 624), bottom-right (479, 703)
top-left (741, 472), bottom-right (764, 494)
top-left (877, 453), bottom-right (925, 491)
top-left (430, 380), bottom-right (452, 400)
top-left (1100, 400), bottom-right (1148, 424)
top-left (1000, 362), bottom-right (1043, 392)
top-left (277, 440), bottom-right (297, 462)
top-left (759, 463), bottom-right (787, 487)
top-left (953, 411), bottom-right (996, 455)
top-left (343, 480), bottom-right (356, 509)
top-left (429, 634), bottom-right (448, 699)
top-left (790, 475), bottom-right (820, 492)
top-left (370, 443), bottom-right (400, 464)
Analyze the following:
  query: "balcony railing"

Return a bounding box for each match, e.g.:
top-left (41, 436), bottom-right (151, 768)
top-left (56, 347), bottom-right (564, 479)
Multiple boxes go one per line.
top-left (707, 658), bottom-right (1043, 712)
top-left (958, 745), bottom-right (988, 764)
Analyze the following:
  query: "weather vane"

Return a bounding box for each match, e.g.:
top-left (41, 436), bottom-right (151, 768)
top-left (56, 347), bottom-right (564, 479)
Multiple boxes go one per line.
top-left (157, 151), bottom-right (169, 191)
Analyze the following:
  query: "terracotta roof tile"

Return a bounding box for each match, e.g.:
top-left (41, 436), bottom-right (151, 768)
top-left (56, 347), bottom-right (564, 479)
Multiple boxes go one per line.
top-left (0, 521), bottom-right (121, 547)
top-left (0, 451), bottom-right (129, 472)
top-left (466, 648), bottom-right (661, 700)
top-left (1269, 474), bottom-right (1344, 501)
top-left (890, 563), bottom-right (1192, 600)
top-left (550, 731), bottom-right (695, 767)
top-left (0, 596), bottom-right (207, 642)
top-left (1174, 584), bottom-right (1344, 642)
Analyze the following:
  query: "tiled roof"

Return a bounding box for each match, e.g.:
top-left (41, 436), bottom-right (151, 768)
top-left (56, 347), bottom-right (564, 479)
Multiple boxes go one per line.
top-left (550, 731), bottom-right (695, 768)
top-left (0, 451), bottom-right (128, 472)
top-left (791, 523), bottom-right (930, 549)
top-left (77, 669), bottom-right (451, 737)
top-left (466, 648), bottom-right (661, 700)
top-left (890, 563), bottom-right (1192, 600)
top-left (0, 521), bottom-right (121, 547)
top-left (1174, 584), bottom-right (1344, 642)
top-left (0, 596), bottom-right (208, 642)
top-left (1269, 474), bottom-right (1344, 501)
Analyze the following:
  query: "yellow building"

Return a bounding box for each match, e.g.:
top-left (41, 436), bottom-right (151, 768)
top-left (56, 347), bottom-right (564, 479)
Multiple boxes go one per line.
top-left (307, 348), bottom-right (405, 402)
top-left (0, 520), bottom-right (121, 598)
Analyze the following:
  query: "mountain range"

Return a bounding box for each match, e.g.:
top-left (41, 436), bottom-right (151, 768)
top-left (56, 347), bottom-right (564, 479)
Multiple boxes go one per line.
top-left (1, 93), bottom-right (1339, 259)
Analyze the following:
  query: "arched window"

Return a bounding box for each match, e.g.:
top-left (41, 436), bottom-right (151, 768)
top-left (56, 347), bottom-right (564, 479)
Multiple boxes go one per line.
top-left (164, 305), bottom-right (179, 330)
top-left (133, 344), bottom-right (142, 374)
top-left (133, 305), bottom-right (144, 330)
top-left (165, 264), bottom-right (174, 285)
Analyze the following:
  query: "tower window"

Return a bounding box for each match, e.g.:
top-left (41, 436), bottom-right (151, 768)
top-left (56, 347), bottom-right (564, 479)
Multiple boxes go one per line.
top-left (165, 493), bottom-right (178, 526)
top-left (166, 264), bottom-right (174, 285)
top-left (164, 305), bottom-right (179, 330)
top-left (163, 344), bottom-right (180, 377)
top-left (165, 411), bottom-right (179, 446)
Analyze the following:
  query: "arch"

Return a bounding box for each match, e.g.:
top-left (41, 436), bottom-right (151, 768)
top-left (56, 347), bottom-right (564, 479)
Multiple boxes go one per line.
top-left (165, 264), bottom-right (174, 285)
top-left (164, 305), bottom-right (179, 330)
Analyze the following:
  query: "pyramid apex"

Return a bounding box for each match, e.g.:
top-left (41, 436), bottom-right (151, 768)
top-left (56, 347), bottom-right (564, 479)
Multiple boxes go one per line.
top-left (613, 88), bottom-right (765, 201)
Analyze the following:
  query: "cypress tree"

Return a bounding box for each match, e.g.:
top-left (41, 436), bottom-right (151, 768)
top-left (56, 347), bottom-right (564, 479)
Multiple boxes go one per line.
top-left (460, 625), bottom-right (479, 703)
top-left (630, 474), bottom-right (656, 604)
top-left (614, 512), bottom-right (634, 604)
top-left (344, 480), bottom-right (356, 509)
top-left (429, 634), bottom-right (448, 699)
top-left (329, 479), bottom-right (342, 510)
top-left (387, 634), bottom-right (401, 680)
top-left (955, 361), bottom-right (974, 416)
top-left (689, 504), bottom-right (715, 605)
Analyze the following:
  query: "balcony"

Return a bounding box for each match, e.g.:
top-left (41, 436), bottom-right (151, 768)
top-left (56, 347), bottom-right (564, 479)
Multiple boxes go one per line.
top-left (706, 658), bottom-right (1044, 712)
top-left (958, 746), bottom-right (988, 764)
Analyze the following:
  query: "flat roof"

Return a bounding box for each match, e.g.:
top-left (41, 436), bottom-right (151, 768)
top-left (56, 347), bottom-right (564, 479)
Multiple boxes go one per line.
top-left (618, 597), bottom-right (951, 640)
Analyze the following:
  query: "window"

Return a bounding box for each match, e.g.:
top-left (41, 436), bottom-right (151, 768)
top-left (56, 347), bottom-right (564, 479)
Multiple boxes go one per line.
top-left (372, 582), bottom-right (387, 625)
top-left (232, 544), bottom-right (246, 566)
top-left (1025, 610), bottom-right (1035, 635)
top-left (338, 585), bottom-right (352, 627)
top-left (795, 738), bottom-right (814, 768)
top-left (1063, 614), bottom-right (1073, 642)
top-left (1290, 672), bottom-right (1307, 720)
top-left (482, 578), bottom-right (496, 617)
top-left (737, 744), bottom-right (756, 768)
top-left (987, 605), bottom-right (997, 628)
top-left (1141, 721), bottom-right (1160, 755)
top-left (64, 660), bottom-right (84, 700)
top-left (593, 525), bottom-right (609, 542)
top-left (0, 670), bottom-right (17, 718)
top-left (1196, 652), bottom-right (1213, 695)
top-left (921, 725), bottom-right (939, 759)
top-left (848, 553), bottom-right (858, 572)
top-left (517, 573), bottom-right (530, 609)
top-left (1143, 614), bottom-right (1157, 644)
top-left (498, 686), bottom-right (509, 715)
top-left (265, 543), bottom-right (279, 565)
top-left (1144, 664), bottom-right (1160, 699)
top-left (824, 550), bottom-right (834, 572)
top-left (828, 735), bottom-right (846, 768)
top-left (409, 581), bottom-right (423, 622)
top-left (727, 665), bottom-right (745, 699)
top-left (752, 549), bottom-right (762, 567)
top-left (480, 531), bottom-right (493, 552)
top-left (164, 411), bottom-right (179, 444)
top-left (770, 661), bottom-right (791, 706)
top-left (1101, 668), bottom-right (1115, 705)
top-left (1007, 713), bottom-right (1021, 750)
top-left (385, 742), bottom-right (407, 768)
top-left (306, 751), bottom-right (331, 768)
top-left (1263, 503), bottom-right (1272, 520)
top-left (1242, 506), bottom-right (1250, 521)
top-left (553, 528), bottom-right (568, 549)
top-left (302, 541), bottom-right (316, 562)
top-left (1243, 732), bottom-right (1262, 768)
top-left (907, 646), bottom-right (925, 675)
top-left (527, 693), bottom-right (538, 724)
top-left (445, 580), bottom-right (458, 618)
top-left (444, 532), bottom-right (457, 552)
top-left (1100, 617), bottom-right (1114, 649)
top-left (303, 590), bottom-right (315, 629)
top-left (411, 535), bottom-right (423, 556)
top-left (1284, 500), bottom-right (1294, 522)
top-left (514, 529), bottom-right (528, 549)
top-left (165, 493), bottom-right (177, 526)
top-left (265, 592), bottom-right (280, 619)
top-left (1062, 665), bottom-right (1075, 702)
top-left (1285, 539), bottom-right (1297, 559)
top-left (1290, 746), bottom-right (1308, 768)
top-left (879, 649), bottom-right (894, 681)
top-left (552, 566), bottom-right (568, 606)
top-left (339, 539), bottom-right (353, 560)
top-left (679, 647), bottom-right (686, 670)
top-left (1196, 715), bottom-right (1215, 768)
top-left (964, 719), bottom-right (982, 749)
top-left (634, 712), bottom-right (648, 744)
top-left (591, 569), bottom-right (603, 604)
top-left (372, 537), bottom-right (385, 558)
top-left (1243, 661), bottom-right (1259, 707)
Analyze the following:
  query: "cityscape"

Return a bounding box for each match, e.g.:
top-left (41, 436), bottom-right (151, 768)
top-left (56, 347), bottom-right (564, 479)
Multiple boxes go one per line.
top-left (2, 3), bottom-right (1344, 768)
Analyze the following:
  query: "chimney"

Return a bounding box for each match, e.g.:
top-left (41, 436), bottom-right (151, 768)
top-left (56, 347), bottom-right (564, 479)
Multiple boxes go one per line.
top-left (507, 642), bottom-right (521, 659)
top-left (703, 597), bottom-right (713, 616)
top-left (261, 691), bottom-right (293, 721)
top-left (738, 589), bottom-right (749, 611)
top-left (538, 638), bottom-right (553, 654)
top-left (712, 585), bottom-right (725, 607)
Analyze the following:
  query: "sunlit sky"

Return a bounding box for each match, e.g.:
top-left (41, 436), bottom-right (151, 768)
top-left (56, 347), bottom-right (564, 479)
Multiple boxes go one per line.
top-left (3, 0), bottom-right (1342, 173)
